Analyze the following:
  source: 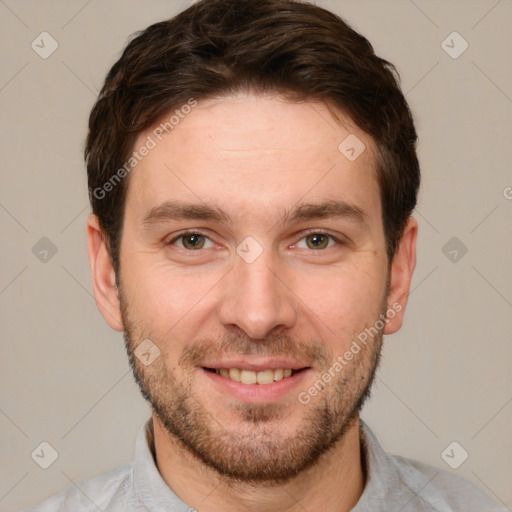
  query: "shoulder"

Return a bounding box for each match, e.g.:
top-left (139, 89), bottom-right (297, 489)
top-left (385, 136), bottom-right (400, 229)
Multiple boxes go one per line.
top-left (20, 462), bottom-right (142, 512)
top-left (389, 453), bottom-right (508, 511)
top-left (358, 421), bottom-right (507, 511)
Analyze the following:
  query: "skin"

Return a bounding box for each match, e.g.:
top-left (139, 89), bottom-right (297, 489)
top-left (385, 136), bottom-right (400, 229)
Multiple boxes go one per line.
top-left (87, 92), bottom-right (417, 512)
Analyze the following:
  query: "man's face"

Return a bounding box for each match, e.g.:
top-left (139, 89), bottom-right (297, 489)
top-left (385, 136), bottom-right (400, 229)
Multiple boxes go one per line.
top-left (115, 93), bottom-right (394, 481)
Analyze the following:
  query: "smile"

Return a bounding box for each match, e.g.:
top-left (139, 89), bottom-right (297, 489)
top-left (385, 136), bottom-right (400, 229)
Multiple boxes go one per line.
top-left (205, 367), bottom-right (301, 385)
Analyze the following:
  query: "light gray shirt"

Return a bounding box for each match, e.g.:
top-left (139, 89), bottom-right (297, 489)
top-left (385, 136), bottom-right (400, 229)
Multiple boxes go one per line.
top-left (22, 418), bottom-right (507, 511)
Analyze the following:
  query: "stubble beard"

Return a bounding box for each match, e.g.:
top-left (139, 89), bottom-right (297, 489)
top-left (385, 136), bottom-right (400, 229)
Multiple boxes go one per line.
top-left (120, 289), bottom-right (386, 484)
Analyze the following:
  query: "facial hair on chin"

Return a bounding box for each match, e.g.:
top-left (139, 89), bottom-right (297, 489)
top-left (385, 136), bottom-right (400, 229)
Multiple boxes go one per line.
top-left (119, 287), bottom-right (386, 483)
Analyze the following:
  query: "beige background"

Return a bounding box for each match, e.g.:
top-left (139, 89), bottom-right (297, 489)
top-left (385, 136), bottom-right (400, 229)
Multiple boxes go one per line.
top-left (1, 0), bottom-right (511, 510)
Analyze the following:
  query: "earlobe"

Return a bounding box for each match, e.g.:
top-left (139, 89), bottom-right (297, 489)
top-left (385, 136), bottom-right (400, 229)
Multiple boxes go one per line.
top-left (86, 214), bottom-right (124, 331)
top-left (384, 216), bottom-right (418, 335)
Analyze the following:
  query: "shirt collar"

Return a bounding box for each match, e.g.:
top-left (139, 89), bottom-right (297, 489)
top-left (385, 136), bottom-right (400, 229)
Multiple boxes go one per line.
top-left (354, 420), bottom-right (454, 512)
top-left (133, 417), bottom-right (191, 511)
top-left (352, 419), bottom-right (393, 511)
top-left (133, 416), bottom-right (415, 511)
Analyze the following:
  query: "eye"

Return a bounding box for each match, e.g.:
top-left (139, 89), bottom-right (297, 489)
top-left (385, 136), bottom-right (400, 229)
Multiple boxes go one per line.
top-left (295, 232), bottom-right (339, 250)
top-left (169, 231), bottom-right (214, 250)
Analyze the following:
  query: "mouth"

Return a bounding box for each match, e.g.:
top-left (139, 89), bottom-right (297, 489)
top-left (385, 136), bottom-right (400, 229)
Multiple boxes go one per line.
top-left (201, 361), bottom-right (312, 403)
top-left (203, 367), bottom-right (307, 385)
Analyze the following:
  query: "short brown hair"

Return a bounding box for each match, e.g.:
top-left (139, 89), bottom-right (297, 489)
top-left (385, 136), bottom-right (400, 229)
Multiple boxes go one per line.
top-left (85, 0), bottom-right (420, 276)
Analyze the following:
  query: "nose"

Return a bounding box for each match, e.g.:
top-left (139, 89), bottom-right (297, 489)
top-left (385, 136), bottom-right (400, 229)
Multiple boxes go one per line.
top-left (216, 247), bottom-right (298, 340)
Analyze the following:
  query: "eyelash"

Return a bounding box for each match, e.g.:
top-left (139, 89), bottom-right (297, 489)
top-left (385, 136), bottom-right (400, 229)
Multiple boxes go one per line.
top-left (167, 230), bottom-right (344, 251)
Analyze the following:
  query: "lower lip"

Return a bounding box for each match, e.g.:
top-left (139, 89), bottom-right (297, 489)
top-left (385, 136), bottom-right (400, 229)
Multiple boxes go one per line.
top-left (201, 368), bottom-right (311, 403)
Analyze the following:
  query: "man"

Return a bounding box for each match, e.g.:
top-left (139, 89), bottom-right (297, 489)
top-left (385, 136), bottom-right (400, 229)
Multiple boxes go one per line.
top-left (23, 0), bottom-right (506, 510)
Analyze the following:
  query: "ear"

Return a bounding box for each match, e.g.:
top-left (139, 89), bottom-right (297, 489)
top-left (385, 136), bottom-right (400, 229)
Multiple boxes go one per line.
top-left (384, 216), bottom-right (418, 335)
top-left (86, 214), bottom-right (123, 331)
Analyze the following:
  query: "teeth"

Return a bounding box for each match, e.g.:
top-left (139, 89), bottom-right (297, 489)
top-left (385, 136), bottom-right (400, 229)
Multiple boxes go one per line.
top-left (256, 369), bottom-right (274, 385)
top-left (229, 368), bottom-right (241, 382)
top-left (274, 369), bottom-right (284, 381)
top-left (240, 369), bottom-right (257, 384)
top-left (213, 367), bottom-right (297, 385)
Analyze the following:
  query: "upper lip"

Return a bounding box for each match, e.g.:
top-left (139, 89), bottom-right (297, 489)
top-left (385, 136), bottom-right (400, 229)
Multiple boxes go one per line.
top-left (201, 358), bottom-right (311, 372)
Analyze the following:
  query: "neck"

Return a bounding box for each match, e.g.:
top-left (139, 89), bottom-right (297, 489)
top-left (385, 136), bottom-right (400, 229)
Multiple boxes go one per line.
top-left (151, 412), bottom-right (365, 512)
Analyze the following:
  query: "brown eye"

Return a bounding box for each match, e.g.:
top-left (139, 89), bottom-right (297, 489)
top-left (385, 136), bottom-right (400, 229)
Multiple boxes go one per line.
top-left (305, 233), bottom-right (330, 250)
top-left (182, 234), bottom-right (205, 249)
top-left (171, 232), bottom-right (213, 250)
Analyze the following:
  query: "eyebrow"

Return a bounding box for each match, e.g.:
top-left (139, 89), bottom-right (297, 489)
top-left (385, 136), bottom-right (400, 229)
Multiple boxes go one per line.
top-left (142, 199), bottom-right (367, 228)
top-left (142, 201), bottom-right (231, 227)
top-left (281, 199), bottom-right (367, 225)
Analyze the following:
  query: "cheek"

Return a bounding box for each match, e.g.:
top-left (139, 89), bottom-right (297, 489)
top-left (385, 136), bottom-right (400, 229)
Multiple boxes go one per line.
top-left (121, 257), bottom-right (220, 335)
top-left (293, 261), bottom-right (387, 342)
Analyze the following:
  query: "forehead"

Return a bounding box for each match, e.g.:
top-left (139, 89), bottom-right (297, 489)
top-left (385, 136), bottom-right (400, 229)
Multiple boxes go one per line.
top-left (125, 92), bottom-right (380, 224)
